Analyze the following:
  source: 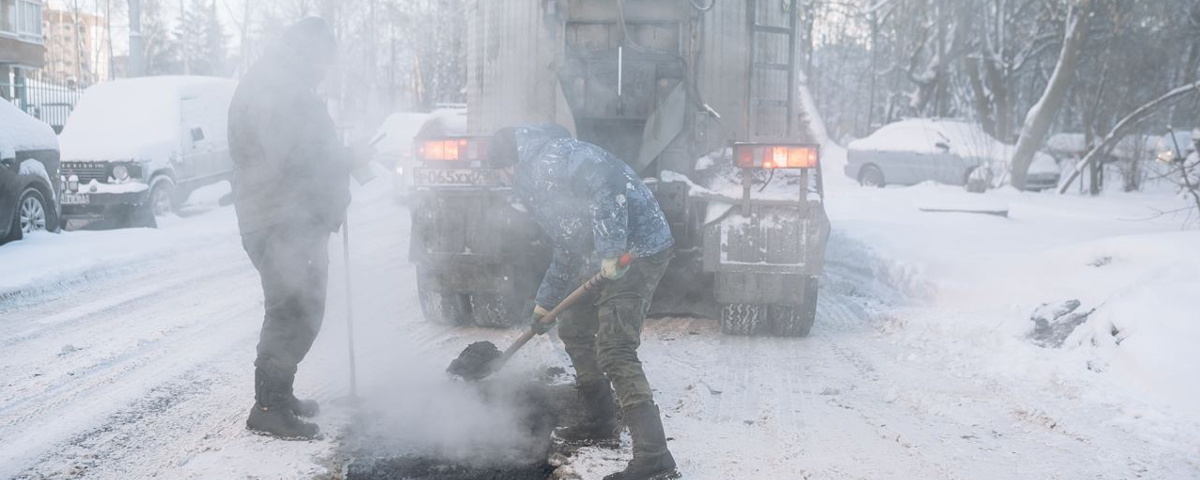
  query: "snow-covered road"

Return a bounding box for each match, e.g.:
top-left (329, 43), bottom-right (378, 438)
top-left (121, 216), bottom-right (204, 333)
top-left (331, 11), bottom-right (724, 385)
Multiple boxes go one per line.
top-left (1, 178), bottom-right (1197, 479)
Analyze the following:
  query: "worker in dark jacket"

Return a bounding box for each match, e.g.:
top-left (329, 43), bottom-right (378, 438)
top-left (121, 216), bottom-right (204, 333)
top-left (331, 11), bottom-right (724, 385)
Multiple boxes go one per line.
top-left (228, 17), bottom-right (368, 439)
top-left (490, 125), bottom-right (679, 480)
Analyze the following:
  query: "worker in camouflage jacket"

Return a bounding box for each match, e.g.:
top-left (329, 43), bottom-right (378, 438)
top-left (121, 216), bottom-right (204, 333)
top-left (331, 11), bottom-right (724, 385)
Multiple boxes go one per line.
top-left (489, 124), bottom-right (679, 480)
top-left (228, 17), bottom-right (371, 440)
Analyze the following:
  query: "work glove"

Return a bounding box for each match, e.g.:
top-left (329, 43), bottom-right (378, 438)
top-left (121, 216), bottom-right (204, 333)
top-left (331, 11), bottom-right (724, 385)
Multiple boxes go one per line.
top-left (600, 256), bottom-right (631, 280)
top-left (530, 305), bottom-right (553, 335)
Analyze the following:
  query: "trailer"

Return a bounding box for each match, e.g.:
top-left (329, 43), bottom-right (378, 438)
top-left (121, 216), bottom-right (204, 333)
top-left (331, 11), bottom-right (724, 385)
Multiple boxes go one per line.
top-left (409, 0), bottom-right (830, 336)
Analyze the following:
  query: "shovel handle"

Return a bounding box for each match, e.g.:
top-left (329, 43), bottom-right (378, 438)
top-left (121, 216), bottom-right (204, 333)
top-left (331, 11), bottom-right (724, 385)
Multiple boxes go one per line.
top-left (498, 252), bottom-right (633, 362)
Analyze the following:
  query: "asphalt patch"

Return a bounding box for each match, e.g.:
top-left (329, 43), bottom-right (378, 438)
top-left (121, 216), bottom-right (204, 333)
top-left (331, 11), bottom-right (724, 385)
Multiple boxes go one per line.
top-left (345, 456), bottom-right (555, 480)
top-left (341, 378), bottom-right (575, 480)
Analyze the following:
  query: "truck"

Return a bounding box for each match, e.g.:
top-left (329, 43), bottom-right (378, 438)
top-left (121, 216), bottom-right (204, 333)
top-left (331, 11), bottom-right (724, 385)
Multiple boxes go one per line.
top-left (409, 0), bottom-right (830, 336)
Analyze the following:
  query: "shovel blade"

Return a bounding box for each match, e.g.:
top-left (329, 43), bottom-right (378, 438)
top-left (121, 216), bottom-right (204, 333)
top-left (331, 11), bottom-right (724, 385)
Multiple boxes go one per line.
top-left (447, 341), bottom-right (503, 381)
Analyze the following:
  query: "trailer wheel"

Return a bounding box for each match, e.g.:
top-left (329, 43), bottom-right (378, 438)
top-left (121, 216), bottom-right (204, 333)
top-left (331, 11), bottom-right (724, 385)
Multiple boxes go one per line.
top-left (720, 303), bottom-right (767, 336)
top-left (469, 294), bottom-right (521, 328)
top-left (416, 275), bottom-right (471, 326)
top-left (769, 277), bottom-right (818, 337)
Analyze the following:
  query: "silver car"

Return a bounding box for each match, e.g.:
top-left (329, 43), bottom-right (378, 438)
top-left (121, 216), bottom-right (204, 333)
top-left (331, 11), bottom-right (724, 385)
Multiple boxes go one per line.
top-left (845, 119), bottom-right (1061, 191)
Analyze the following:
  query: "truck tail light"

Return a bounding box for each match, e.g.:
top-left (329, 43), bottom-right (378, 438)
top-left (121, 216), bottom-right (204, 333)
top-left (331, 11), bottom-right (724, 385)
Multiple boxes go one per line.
top-left (734, 143), bottom-right (819, 169)
top-left (417, 137), bottom-right (489, 164)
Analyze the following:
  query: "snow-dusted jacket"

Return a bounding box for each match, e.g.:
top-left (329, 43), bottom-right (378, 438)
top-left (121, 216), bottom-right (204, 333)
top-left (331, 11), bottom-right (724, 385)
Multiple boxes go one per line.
top-left (228, 44), bottom-right (350, 234)
top-left (510, 125), bottom-right (674, 308)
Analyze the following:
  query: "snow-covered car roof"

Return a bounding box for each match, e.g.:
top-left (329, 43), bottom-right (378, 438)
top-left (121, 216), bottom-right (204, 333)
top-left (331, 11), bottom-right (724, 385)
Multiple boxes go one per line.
top-left (59, 76), bottom-right (237, 162)
top-left (0, 99), bottom-right (58, 159)
top-left (850, 118), bottom-right (1059, 172)
top-left (849, 119), bottom-right (1008, 158)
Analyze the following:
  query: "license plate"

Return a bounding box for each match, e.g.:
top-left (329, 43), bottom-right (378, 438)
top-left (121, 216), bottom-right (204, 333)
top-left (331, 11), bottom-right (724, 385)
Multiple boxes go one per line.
top-left (61, 193), bottom-right (90, 205)
top-left (413, 168), bottom-right (497, 187)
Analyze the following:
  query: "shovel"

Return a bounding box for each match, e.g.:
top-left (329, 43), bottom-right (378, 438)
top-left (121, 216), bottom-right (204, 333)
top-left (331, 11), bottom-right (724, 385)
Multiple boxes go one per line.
top-left (447, 253), bottom-right (633, 381)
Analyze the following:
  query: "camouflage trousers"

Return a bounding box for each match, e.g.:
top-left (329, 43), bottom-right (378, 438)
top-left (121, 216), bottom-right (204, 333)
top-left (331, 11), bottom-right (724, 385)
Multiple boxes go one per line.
top-left (241, 222), bottom-right (331, 402)
top-left (558, 248), bottom-right (673, 409)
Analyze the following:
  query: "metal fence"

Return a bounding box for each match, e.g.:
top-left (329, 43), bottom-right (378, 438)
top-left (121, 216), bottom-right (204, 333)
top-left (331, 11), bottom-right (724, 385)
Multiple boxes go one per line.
top-left (1, 77), bottom-right (82, 133)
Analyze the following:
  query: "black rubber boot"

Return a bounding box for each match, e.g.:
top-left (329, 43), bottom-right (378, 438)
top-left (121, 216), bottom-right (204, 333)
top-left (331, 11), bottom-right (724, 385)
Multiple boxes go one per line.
top-left (246, 367), bottom-right (319, 440)
top-left (281, 375), bottom-right (320, 417)
top-left (286, 395), bottom-right (320, 418)
top-left (555, 380), bottom-right (620, 446)
top-left (603, 402), bottom-right (679, 480)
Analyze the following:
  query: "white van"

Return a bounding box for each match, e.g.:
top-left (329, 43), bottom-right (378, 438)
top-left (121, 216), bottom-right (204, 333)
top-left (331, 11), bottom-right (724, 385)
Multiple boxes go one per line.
top-left (58, 76), bottom-right (237, 228)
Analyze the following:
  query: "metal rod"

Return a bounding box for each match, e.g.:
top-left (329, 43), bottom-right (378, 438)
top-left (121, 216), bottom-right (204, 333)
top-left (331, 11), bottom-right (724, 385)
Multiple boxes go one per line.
top-left (342, 221), bottom-right (358, 399)
top-left (618, 46), bottom-right (624, 97)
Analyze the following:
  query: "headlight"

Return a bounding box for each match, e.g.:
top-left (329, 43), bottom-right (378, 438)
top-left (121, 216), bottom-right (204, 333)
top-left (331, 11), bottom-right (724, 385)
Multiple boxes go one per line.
top-left (67, 174), bottom-right (79, 192)
top-left (113, 165), bottom-right (130, 182)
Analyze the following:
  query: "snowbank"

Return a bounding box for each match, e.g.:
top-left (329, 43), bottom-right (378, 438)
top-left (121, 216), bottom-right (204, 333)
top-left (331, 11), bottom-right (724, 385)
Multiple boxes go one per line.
top-left (826, 144), bottom-right (1200, 431)
top-left (0, 99), bottom-right (57, 159)
top-left (58, 76), bottom-right (236, 163)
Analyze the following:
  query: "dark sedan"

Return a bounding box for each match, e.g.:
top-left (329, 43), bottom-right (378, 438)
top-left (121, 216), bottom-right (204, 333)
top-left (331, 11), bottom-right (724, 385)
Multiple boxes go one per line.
top-left (1, 100), bottom-right (61, 244)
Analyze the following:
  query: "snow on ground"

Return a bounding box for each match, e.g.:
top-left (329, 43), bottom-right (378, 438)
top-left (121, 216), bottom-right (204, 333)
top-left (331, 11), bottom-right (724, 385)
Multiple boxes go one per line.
top-left (1, 150), bottom-right (1198, 479)
top-left (822, 142), bottom-right (1200, 450)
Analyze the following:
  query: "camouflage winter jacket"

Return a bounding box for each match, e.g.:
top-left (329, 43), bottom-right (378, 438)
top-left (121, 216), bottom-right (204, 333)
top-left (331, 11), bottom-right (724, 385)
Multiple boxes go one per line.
top-left (510, 125), bottom-right (674, 309)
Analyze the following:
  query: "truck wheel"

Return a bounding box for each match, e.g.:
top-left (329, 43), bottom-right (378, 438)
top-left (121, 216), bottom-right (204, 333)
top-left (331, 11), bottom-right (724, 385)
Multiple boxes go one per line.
top-left (720, 303), bottom-right (766, 336)
top-left (858, 165), bottom-right (885, 188)
top-left (469, 294), bottom-right (521, 328)
top-left (417, 275), bottom-right (471, 326)
top-left (769, 277), bottom-right (818, 337)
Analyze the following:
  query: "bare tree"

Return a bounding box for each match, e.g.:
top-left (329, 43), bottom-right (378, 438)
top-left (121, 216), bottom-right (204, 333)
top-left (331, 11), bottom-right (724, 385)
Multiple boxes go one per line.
top-left (1058, 81), bottom-right (1200, 193)
top-left (1009, 0), bottom-right (1092, 190)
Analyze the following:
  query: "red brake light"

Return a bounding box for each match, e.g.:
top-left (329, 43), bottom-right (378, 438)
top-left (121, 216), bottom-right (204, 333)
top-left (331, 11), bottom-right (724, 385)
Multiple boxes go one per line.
top-left (734, 143), bottom-right (819, 169)
top-left (419, 139), bottom-right (465, 161)
top-left (417, 137), bottom-right (488, 163)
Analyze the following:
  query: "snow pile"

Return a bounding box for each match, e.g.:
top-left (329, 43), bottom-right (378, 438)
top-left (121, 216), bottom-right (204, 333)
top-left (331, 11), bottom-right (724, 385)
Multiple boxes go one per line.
top-left (58, 76), bottom-right (236, 162)
top-left (82, 179), bottom-right (150, 194)
top-left (0, 99), bottom-right (58, 159)
top-left (826, 155), bottom-right (1200, 436)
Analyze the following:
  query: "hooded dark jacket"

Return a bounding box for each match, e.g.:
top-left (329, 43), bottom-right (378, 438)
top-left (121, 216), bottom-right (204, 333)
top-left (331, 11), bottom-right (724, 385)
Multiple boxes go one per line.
top-left (510, 125), bottom-right (674, 308)
top-left (227, 39), bottom-right (349, 234)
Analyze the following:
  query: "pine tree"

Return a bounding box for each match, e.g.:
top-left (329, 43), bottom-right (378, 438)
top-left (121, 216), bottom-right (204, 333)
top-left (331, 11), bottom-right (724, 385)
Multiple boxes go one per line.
top-left (142, 0), bottom-right (180, 75)
top-left (175, 0), bottom-right (227, 76)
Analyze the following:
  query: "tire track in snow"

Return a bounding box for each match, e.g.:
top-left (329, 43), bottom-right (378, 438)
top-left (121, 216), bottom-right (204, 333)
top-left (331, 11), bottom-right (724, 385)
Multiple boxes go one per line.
top-left (0, 265), bottom-right (259, 422)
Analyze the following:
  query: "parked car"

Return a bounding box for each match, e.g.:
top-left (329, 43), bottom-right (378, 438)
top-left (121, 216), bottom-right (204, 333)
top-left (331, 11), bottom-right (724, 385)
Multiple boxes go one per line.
top-left (375, 107), bottom-right (466, 202)
top-left (1, 99), bottom-right (61, 244)
top-left (57, 76), bottom-right (237, 228)
top-left (846, 119), bottom-right (1061, 191)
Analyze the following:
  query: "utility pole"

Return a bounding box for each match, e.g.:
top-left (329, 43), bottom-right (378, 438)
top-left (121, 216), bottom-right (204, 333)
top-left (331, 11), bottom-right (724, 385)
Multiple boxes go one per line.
top-left (128, 0), bottom-right (144, 77)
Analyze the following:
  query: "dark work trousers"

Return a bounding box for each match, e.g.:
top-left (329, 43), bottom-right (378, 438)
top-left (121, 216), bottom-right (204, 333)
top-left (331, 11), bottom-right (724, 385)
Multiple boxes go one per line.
top-left (241, 223), bottom-right (331, 406)
top-left (557, 248), bottom-right (673, 409)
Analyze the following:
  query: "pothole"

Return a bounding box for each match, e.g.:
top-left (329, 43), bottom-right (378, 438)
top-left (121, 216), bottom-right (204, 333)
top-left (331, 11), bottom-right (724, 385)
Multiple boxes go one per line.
top-left (339, 376), bottom-right (578, 480)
